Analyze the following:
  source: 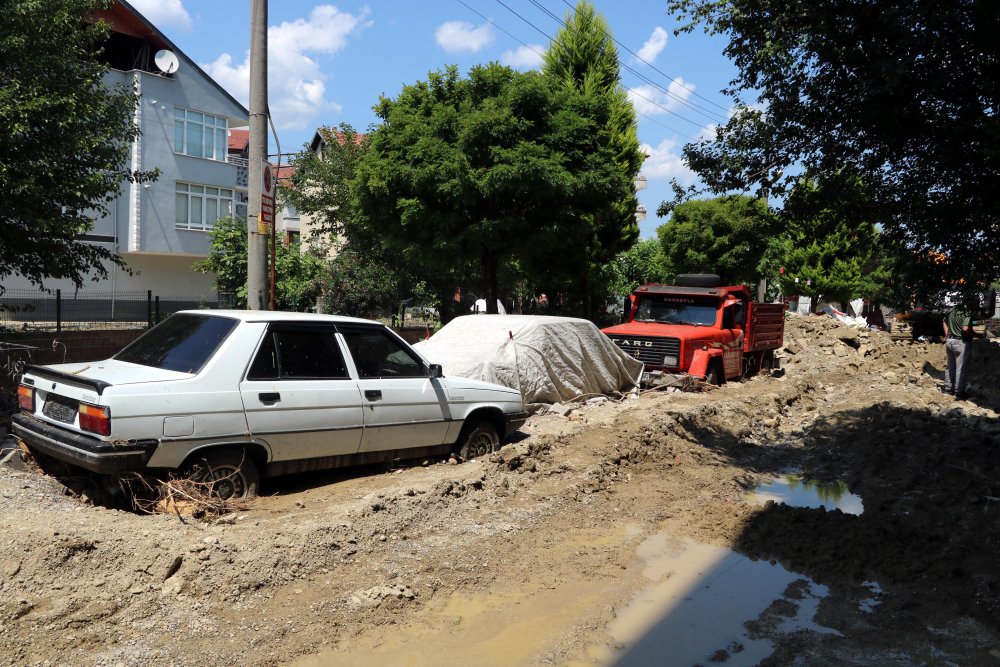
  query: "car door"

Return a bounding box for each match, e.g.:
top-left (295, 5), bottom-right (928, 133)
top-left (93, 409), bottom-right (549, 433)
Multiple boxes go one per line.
top-left (337, 325), bottom-right (451, 454)
top-left (239, 324), bottom-right (364, 462)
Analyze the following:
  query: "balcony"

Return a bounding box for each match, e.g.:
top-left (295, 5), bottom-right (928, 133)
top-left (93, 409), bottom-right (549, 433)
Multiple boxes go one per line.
top-left (228, 156), bottom-right (249, 188)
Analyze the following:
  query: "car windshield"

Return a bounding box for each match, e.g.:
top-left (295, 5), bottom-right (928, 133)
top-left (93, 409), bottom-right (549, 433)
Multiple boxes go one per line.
top-left (114, 314), bottom-right (238, 373)
top-left (635, 296), bottom-right (718, 326)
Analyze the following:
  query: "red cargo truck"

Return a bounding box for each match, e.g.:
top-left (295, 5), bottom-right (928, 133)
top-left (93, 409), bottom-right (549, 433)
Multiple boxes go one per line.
top-left (602, 275), bottom-right (785, 384)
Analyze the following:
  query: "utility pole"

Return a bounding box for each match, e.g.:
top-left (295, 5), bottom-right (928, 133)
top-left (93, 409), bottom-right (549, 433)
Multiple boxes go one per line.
top-left (246, 0), bottom-right (269, 310)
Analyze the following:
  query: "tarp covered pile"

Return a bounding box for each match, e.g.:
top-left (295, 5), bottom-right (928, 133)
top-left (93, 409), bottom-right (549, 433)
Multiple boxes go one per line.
top-left (414, 315), bottom-right (643, 407)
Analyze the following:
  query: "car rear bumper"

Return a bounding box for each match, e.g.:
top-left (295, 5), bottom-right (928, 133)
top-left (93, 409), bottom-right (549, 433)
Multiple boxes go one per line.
top-left (503, 411), bottom-right (530, 438)
top-left (10, 413), bottom-right (157, 475)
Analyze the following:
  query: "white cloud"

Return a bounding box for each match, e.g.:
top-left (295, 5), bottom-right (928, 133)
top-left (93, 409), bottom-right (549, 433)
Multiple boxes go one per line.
top-left (640, 139), bottom-right (698, 186)
top-left (435, 20), bottom-right (495, 53)
top-left (628, 78), bottom-right (695, 116)
top-left (202, 5), bottom-right (370, 131)
top-left (635, 26), bottom-right (668, 63)
top-left (501, 45), bottom-right (545, 69)
top-left (130, 0), bottom-right (192, 30)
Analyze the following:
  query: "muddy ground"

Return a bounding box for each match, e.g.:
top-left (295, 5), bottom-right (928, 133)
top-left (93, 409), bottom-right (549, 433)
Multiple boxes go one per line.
top-left (1, 316), bottom-right (999, 666)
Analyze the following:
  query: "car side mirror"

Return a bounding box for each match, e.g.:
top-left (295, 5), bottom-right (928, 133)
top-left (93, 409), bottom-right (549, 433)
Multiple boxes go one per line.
top-left (427, 363), bottom-right (443, 379)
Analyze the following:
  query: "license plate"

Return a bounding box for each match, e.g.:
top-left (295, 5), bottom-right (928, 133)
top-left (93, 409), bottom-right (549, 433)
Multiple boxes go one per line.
top-left (42, 394), bottom-right (78, 424)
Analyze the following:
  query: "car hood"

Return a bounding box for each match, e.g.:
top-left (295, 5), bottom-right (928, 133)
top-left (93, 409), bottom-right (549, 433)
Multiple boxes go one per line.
top-left (43, 359), bottom-right (194, 386)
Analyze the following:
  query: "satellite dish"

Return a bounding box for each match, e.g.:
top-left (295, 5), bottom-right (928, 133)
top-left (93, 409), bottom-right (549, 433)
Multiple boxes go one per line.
top-left (153, 49), bottom-right (180, 75)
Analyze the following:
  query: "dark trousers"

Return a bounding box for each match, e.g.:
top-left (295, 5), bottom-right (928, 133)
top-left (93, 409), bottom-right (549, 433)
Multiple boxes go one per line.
top-left (944, 337), bottom-right (972, 395)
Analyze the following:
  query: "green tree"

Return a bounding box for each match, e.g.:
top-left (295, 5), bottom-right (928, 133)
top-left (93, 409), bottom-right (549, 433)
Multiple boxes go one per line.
top-left (284, 124), bottom-right (453, 320)
top-left (657, 196), bottom-right (776, 285)
top-left (315, 246), bottom-right (401, 318)
top-left (772, 174), bottom-right (892, 309)
top-left (603, 238), bottom-right (670, 300)
top-left (195, 217), bottom-right (324, 311)
top-left (0, 0), bottom-right (156, 291)
top-left (285, 124), bottom-right (368, 242)
top-left (543, 1), bottom-right (644, 313)
top-left (665, 0), bottom-right (1000, 297)
top-left (354, 63), bottom-right (631, 315)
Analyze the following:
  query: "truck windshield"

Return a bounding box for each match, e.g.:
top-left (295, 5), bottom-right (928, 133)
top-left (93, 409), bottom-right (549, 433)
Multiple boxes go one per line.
top-left (115, 314), bottom-right (238, 373)
top-left (635, 296), bottom-right (718, 326)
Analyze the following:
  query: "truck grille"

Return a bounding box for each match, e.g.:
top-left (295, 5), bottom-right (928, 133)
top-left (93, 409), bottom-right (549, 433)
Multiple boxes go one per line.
top-left (42, 394), bottom-right (78, 424)
top-left (606, 335), bottom-right (681, 367)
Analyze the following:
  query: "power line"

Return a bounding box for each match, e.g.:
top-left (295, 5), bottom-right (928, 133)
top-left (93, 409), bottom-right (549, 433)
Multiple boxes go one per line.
top-left (453, 0), bottom-right (705, 140)
top-left (526, 0), bottom-right (720, 123)
top-left (533, 0), bottom-right (727, 124)
top-left (555, 0), bottom-right (732, 115)
top-left (488, 0), bottom-right (724, 130)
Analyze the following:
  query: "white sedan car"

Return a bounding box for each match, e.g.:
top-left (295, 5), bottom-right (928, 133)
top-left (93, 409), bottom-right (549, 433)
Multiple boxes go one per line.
top-left (12, 311), bottom-right (528, 498)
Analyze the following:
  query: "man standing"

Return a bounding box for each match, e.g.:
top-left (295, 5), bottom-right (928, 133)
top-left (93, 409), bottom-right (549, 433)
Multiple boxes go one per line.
top-left (942, 303), bottom-right (974, 399)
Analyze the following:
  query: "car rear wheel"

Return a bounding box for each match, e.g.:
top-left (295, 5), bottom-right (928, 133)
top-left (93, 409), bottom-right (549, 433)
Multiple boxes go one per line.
top-left (455, 419), bottom-right (500, 461)
top-left (187, 449), bottom-right (259, 500)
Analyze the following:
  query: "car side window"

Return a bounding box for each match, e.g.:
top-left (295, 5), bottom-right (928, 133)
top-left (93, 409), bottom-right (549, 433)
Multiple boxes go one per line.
top-left (340, 328), bottom-right (425, 379)
top-left (247, 333), bottom-right (278, 380)
top-left (248, 328), bottom-right (349, 380)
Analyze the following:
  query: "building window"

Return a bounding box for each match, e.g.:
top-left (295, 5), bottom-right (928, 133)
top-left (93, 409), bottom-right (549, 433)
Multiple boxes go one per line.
top-left (176, 182), bottom-right (233, 231)
top-left (174, 108), bottom-right (228, 161)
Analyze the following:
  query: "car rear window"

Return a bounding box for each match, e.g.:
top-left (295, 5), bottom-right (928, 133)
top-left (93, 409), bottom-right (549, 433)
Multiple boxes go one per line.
top-left (114, 314), bottom-right (239, 373)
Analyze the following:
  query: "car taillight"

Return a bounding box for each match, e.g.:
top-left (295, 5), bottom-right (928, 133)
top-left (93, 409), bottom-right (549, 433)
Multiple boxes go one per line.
top-left (17, 384), bottom-right (34, 412)
top-left (79, 403), bottom-right (111, 436)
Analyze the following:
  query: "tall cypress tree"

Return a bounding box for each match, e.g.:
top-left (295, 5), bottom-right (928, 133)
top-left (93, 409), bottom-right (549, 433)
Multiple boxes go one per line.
top-left (542, 1), bottom-right (643, 315)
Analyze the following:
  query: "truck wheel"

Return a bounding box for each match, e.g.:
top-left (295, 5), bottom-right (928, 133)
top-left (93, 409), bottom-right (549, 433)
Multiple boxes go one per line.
top-left (187, 449), bottom-right (259, 500)
top-left (705, 362), bottom-right (723, 386)
top-left (455, 419), bottom-right (500, 461)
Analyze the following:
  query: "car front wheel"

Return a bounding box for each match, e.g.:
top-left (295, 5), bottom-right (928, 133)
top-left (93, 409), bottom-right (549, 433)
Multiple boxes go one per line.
top-left (455, 419), bottom-right (500, 461)
top-left (187, 449), bottom-right (259, 500)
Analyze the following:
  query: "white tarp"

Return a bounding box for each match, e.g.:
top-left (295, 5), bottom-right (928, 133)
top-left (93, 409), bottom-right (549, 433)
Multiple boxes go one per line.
top-left (414, 315), bottom-right (643, 406)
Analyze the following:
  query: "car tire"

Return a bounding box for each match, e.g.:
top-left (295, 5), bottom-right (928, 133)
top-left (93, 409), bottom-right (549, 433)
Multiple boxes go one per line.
top-left (705, 362), bottom-right (723, 386)
top-left (455, 419), bottom-right (500, 461)
top-left (187, 449), bottom-right (259, 500)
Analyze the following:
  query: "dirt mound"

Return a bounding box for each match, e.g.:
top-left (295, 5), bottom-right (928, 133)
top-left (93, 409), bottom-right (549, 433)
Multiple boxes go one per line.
top-left (1, 312), bottom-right (998, 666)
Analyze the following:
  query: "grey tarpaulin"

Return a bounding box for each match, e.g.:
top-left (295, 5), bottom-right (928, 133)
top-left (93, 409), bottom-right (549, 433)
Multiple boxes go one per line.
top-left (414, 315), bottom-right (643, 407)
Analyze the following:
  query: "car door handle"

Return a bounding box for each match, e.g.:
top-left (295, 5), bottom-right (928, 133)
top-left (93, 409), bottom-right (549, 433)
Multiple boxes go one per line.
top-left (365, 389), bottom-right (382, 401)
top-left (258, 392), bottom-right (280, 403)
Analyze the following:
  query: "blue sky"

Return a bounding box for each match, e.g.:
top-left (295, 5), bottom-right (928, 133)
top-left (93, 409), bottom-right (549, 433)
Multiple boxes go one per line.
top-left (130, 0), bottom-right (738, 239)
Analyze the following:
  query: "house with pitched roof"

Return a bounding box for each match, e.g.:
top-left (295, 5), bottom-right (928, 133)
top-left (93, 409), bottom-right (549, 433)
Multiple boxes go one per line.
top-left (6, 0), bottom-right (249, 302)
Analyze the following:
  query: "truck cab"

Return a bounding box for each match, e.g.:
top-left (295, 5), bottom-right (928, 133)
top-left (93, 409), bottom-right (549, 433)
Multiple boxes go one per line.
top-left (601, 275), bottom-right (784, 384)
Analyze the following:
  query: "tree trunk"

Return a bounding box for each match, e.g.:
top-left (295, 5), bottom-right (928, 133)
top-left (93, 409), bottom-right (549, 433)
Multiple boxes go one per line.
top-left (483, 252), bottom-right (499, 314)
top-left (437, 288), bottom-right (456, 324)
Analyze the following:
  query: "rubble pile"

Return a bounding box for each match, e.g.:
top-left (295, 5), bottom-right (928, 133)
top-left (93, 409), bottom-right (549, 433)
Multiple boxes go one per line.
top-left (781, 314), bottom-right (1000, 410)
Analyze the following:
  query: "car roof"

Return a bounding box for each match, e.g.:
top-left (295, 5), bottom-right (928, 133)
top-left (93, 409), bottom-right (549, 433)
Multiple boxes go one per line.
top-left (175, 310), bottom-right (382, 326)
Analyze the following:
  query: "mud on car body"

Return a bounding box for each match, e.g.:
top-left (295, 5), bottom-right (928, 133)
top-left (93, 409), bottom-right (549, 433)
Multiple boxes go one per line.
top-left (12, 311), bottom-right (528, 499)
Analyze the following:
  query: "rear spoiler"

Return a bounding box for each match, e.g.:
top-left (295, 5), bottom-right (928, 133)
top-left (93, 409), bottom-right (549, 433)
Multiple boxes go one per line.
top-left (21, 365), bottom-right (112, 396)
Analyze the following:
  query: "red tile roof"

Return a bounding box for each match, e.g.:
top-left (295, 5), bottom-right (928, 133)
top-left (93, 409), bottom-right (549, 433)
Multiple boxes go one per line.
top-left (228, 128), bottom-right (249, 152)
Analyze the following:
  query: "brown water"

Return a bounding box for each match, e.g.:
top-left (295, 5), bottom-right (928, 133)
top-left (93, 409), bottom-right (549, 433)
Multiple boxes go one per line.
top-left (289, 529), bottom-right (837, 667)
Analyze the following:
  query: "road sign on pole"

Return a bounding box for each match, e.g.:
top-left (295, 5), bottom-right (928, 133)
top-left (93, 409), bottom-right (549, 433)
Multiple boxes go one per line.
top-left (259, 160), bottom-right (274, 235)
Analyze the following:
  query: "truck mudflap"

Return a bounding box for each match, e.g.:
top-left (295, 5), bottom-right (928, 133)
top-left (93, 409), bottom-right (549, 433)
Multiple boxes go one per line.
top-left (10, 413), bottom-right (157, 474)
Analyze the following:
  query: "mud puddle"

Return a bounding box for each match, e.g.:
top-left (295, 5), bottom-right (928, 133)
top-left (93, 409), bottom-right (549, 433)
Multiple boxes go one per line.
top-left (749, 474), bottom-right (863, 515)
top-left (287, 523), bottom-right (646, 667)
top-left (573, 536), bottom-right (840, 667)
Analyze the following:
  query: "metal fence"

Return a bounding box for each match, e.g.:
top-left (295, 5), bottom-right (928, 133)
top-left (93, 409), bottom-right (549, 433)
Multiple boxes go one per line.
top-left (0, 289), bottom-right (223, 332)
